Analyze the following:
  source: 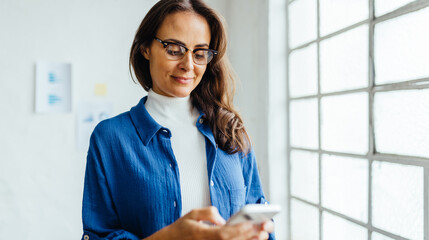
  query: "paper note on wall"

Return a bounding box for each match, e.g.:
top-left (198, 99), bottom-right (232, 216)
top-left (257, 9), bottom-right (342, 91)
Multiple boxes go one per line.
top-left (94, 83), bottom-right (107, 96)
top-left (77, 101), bottom-right (113, 151)
top-left (35, 62), bottom-right (72, 113)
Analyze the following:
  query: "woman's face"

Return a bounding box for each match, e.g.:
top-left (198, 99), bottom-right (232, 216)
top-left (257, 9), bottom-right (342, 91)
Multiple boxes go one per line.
top-left (143, 11), bottom-right (211, 98)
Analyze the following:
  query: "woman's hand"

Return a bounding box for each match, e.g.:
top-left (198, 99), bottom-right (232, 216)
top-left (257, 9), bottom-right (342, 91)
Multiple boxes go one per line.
top-left (144, 206), bottom-right (274, 240)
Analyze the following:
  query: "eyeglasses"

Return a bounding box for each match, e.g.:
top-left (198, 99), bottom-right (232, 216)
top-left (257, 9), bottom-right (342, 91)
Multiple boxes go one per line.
top-left (154, 37), bottom-right (218, 65)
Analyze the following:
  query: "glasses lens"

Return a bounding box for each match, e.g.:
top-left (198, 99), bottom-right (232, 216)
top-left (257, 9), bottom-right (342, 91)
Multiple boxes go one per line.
top-left (194, 50), bottom-right (213, 65)
top-left (165, 44), bottom-right (185, 60)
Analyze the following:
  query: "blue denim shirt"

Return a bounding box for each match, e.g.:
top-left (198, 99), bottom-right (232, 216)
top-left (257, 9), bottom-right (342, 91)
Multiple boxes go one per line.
top-left (82, 97), bottom-right (274, 240)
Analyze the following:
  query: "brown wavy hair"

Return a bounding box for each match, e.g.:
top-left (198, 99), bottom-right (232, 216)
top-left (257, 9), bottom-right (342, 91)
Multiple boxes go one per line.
top-left (129, 0), bottom-right (251, 154)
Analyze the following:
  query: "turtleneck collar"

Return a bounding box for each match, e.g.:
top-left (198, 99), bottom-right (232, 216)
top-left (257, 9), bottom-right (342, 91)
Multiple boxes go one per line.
top-left (144, 89), bottom-right (197, 125)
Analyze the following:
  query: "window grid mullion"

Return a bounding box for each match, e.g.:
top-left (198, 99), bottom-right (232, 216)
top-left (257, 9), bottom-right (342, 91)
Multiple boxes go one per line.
top-left (290, 146), bottom-right (429, 168)
top-left (290, 19), bottom-right (370, 53)
top-left (368, 0), bottom-right (375, 239)
top-left (425, 168), bottom-right (429, 240)
top-left (291, 196), bottom-right (410, 240)
top-left (316, 0), bottom-right (322, 239)
top-left (287, 79), bottom-right (429, 101)
top-left (373, 0), bottom-right (429, 24)
top-left (285, 0), bottom-right (292, 239)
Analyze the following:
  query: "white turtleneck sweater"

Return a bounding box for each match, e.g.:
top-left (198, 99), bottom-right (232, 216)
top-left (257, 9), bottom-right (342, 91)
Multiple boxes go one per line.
top-left (144, 89), bottom-right (211, 216)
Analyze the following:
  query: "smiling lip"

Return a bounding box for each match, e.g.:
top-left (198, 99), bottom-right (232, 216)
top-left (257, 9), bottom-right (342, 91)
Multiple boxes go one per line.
top-left (172, 76), bottom-right (194, 84)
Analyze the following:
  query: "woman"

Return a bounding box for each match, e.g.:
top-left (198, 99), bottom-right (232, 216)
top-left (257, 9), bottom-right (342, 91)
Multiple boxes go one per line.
top-left (82, 0), bottom-right (275, 239)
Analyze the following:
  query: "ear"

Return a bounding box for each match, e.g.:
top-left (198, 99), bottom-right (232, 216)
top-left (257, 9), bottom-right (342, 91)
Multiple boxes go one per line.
top-left (141, 45), bottom-right (150, 60)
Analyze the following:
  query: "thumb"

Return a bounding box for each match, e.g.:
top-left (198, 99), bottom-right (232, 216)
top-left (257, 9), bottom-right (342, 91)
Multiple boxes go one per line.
top-left (185, 206), bottom-right (226, 226)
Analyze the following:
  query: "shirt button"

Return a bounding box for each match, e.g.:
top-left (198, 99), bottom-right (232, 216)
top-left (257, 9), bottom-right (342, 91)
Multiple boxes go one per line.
top-left (199, 118), bottom-right (204, 124)
top-left (169, 163), bottom-right (172, 168)
top-left (174, 201), bottom-right (177, 207)
top-left (83, 235), bottom-right (89, 240)
top-left (210, 180), bottom-right (214, 187)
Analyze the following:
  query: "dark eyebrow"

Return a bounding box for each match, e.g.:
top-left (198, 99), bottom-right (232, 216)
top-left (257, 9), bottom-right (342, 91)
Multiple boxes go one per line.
top-left (164, 38), bottom-right (209, 49)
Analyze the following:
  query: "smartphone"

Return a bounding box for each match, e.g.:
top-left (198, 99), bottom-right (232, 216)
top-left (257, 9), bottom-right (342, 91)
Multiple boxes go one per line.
top-left (226, 204), bottom-right (281, 226)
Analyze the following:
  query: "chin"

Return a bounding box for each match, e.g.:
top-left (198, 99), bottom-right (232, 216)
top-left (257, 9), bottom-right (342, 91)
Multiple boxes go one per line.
top-left (170, 88), bottom-right (193, 98)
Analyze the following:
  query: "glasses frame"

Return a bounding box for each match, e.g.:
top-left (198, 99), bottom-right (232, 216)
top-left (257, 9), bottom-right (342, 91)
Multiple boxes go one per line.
top-left (154, 37), bottom-right (218, 65)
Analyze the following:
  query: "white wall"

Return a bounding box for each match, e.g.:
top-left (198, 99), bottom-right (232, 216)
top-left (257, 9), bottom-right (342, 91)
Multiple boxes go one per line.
top-left (224, 0), bottom-right (288, 239)
top-left (226, 0), bottom-right (271, 194)
top-left (0, 0), bottom-right (287, 239)
top-left (267, 0), bottom-right (288, 238)
top-left (0, 0), bottom-right (156, 239)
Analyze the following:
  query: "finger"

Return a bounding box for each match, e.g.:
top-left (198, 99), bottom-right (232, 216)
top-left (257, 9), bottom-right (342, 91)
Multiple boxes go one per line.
top-left (203, 222), bottom-right (257, 240)
top-left (261, 220), bottom-right (275, 233)
top-left (186, 206), bottom-right (226, 226)
top-left (232, 222), bottom-right (259, 239)
top-left (257, 231), bottom-right (269, 240)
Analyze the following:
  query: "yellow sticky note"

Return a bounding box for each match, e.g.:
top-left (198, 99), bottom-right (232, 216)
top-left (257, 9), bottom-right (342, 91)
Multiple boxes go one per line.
top-left (94, 84), bottom-right (107, 96)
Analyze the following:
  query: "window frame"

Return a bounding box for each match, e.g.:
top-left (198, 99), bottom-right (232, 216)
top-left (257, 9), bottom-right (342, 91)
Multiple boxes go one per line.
top-left (286, 0), bottom-right (429, 239)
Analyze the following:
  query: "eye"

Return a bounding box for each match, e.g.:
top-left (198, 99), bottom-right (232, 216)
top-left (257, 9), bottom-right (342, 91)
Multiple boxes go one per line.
top-left (194, 50), bottom-right (208, 60)
top-left (166, 44), bottom-right (185, 56)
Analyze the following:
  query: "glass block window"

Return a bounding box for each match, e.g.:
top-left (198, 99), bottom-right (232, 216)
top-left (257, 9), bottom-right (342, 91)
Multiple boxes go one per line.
top-left (372, 161), bottom-right (424, 239)
top-left (289, 43), bottom-right (318, 97)
top-left (374, 89), bottom-right (429, 158)
top-left (288, 0), bottom-right (317, 48)
top-left (319, 0), bottom-right (368, 36)
top-left (374, 6), bottom-right (429, 84)
top-left (321, 92), bottom-right (368, 154)
top-left (321, 155), bottom-right (368, 222)
top-left (287, 0), bottom-right (429, 239)
top-left (290, 98), bottom-right (318, 149)
top-left (375, 0), bottom-right (416, 17)
top-left (322, 212), bottom-right (368, 240)
top-left (291, 199), bottom-right (319, 240)
top-left (372, 232), bottom-right (395, 240)
top-left (320, 25), bottom-right (368, 93)
top-left (291, 150), bottom-right (319, 203)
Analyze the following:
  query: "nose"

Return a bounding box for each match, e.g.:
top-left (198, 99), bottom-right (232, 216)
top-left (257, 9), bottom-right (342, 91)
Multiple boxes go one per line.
top-left (178, 51), bottom-right (194, 71)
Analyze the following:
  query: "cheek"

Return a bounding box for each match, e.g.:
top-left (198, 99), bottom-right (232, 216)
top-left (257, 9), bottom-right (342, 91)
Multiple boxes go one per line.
top-left (150, 58), bottom-right (174, 79)
top-left (196, 66), bottom-right (208, 78)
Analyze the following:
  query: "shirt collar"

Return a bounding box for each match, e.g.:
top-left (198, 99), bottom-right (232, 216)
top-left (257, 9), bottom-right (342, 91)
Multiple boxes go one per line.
top-left (130, 96), bottom-right (216, 147)
top-left (196, 113), bottom-right (216, 147)
top-left (130, 96), bottom-right (163, 146)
